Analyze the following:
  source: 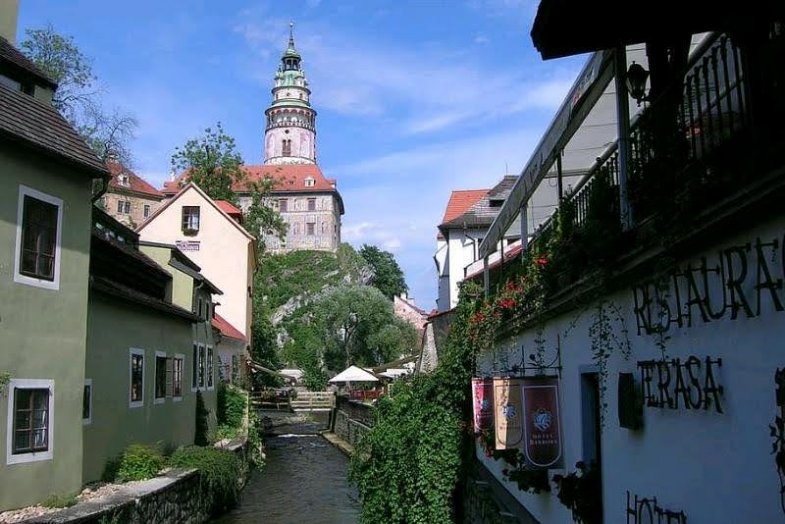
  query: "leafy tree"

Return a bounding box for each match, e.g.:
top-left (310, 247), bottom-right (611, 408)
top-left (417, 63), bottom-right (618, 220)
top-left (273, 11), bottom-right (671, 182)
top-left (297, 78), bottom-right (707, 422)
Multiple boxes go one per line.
top-left (171, 122), bottom-right (243, 203)
top-left (244, 177), bottom-right (287, 258)
top-left (286, 284), bottom-right (418, 372)
top-left (359, 244), bottom-right (408, 299)
top-left (20, 25), bottom-right (137, 165)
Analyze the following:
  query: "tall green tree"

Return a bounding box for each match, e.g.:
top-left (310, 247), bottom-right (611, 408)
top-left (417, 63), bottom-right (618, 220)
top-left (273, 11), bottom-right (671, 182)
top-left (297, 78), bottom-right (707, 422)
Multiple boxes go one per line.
top-left (21, 25), bottom-right (137, 165)
top-left (359, 244), bottom-right (408, 299)
top-left (171, 122), bottom-right (243, 204)
top-left (286, 284), bottom-right (418, 372)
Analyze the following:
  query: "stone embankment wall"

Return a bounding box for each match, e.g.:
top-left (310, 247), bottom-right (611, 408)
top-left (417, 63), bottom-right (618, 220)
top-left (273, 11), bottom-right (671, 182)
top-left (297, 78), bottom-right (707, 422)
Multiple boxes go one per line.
top-left (332, 396), bottom-right (373, 447)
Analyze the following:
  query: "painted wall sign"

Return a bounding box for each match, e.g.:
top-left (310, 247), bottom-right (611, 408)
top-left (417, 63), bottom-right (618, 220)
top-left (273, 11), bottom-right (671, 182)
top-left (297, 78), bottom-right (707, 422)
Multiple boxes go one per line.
top-left (471, 378), bottom-right (494, 433)
top-left (631, 236), bottom-right (785, 335)
top-left (626, 491), bottom-right (686, 524)
top-left (637, 356), bottom-right (724, 413)
top-left (493, 377), bottom-right (524, 450)
top-left (522, 377), bottom-right (563, 468)
top-left (175, 240), bottom-right (201, 252)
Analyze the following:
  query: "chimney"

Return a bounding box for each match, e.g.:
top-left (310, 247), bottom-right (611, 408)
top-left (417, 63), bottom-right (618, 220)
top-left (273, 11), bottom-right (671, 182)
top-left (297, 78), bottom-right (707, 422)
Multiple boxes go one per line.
top-left (0, 0), bottom-right (19, 43)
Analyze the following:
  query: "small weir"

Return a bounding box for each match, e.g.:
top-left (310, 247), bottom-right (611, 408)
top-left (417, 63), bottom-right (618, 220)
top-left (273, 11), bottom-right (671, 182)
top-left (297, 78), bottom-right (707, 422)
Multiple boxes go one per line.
top-left (213, 411), bottom-right (360, 524)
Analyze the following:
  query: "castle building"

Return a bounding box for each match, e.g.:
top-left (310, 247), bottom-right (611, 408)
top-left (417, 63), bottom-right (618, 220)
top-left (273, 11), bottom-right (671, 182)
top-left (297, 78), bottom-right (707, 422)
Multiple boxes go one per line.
top-left (162, 25), bottom-right (343, 254)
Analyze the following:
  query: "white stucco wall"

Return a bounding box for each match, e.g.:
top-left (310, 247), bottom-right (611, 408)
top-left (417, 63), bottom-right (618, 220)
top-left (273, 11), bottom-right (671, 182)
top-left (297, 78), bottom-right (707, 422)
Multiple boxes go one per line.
top-left (476, 215), bottom-right (785, 523)
top-left (445, 227), bottom-right (488, 309)
top-left (138, 187), bottom-right (254, 340)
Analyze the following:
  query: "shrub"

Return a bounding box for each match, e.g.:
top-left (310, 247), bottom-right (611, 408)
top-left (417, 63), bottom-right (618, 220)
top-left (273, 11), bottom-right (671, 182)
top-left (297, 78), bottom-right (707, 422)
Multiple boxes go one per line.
top-left (41, 493), bottom-right (77, 508)
top-left (217, 384), bottom-right (246, 430)
top-left (195, 390), bottom-right (210, 446)
top-left (115, 443), bottom-right (165, 482)
top-left (169, 446), bottom-right (245, 514)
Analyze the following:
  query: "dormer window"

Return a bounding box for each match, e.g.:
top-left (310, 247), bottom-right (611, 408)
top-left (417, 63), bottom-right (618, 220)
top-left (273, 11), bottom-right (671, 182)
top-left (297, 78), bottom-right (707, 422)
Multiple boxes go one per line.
top-left (119, 174), bottom-right (130, 187)
top-left (304, 177), bottom-right (315, 187)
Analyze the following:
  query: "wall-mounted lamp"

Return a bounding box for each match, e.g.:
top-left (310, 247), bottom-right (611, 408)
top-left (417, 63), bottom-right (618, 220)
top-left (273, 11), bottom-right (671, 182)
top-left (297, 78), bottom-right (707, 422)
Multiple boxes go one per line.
top-left (625, 61), bottom-right (649, 106)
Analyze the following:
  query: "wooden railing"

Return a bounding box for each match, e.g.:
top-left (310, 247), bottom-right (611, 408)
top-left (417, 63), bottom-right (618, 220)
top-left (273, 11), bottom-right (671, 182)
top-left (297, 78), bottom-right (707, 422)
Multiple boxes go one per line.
top-left (289, 391), bottom-right (336, 411)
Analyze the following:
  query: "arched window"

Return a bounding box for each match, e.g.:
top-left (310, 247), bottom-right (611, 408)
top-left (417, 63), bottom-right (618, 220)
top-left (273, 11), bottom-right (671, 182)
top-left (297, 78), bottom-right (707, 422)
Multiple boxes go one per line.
top-left (282, 139), bottom-right (292, 156)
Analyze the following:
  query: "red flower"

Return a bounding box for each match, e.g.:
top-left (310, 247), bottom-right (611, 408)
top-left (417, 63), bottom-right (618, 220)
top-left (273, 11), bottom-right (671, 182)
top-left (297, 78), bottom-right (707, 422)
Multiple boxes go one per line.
top-left (536, 256), bottom-right (549, 267)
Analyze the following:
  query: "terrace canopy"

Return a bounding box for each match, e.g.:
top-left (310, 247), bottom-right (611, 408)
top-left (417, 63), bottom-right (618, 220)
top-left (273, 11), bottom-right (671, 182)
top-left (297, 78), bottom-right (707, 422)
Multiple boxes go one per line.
top-left (329, 365), bottom-right (379, 383)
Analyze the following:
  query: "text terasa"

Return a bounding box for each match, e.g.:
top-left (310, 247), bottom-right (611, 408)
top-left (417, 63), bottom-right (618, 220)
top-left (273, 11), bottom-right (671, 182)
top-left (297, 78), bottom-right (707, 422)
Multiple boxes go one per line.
top-left (637, 356), bottom-right (723, 414)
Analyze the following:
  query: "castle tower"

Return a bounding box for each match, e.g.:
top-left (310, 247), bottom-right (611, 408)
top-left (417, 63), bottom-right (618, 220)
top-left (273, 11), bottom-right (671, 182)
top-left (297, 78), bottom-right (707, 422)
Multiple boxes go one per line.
top-left (263, 24), bottom-right (317, 165)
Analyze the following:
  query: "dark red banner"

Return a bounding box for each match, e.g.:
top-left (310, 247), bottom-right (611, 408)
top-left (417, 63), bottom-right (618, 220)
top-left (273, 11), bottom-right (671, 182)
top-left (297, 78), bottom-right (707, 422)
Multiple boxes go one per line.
top-left (471, 378), bottom-right (493, 433)
top-left (522, 377), bottom-right (563, 468)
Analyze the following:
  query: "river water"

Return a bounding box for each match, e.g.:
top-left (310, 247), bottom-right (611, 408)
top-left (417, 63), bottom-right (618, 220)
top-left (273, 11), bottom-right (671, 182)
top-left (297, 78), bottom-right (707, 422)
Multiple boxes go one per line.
top-left (213, 412), bottom-right (360, 524)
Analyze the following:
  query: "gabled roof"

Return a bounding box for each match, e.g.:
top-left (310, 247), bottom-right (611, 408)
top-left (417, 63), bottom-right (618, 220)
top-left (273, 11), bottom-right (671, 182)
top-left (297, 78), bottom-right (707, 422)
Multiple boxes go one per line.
top-left (328, 365), bottom-right (379, 383)
top-left (395, 294), bottom-right (428, 317)
top-left (0, 36), bottom-right (57, 89)
top-left (137, 182), bottom-right (256, 243)
top-left (212, 313), bottom-right (246, 343)
top-left (440, 177), bottom-right (517, 230)
top-left (0, 82), bottom-right (107, 177)
top-left (107, 161), bottom-right (163, 198)
top-left (441, 189), bottom-right (488, 226)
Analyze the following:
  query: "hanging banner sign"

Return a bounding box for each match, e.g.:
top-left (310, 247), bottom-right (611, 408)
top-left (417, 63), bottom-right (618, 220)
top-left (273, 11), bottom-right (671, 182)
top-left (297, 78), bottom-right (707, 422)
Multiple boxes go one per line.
top-left (471, 378), bottom-right (494, 433)
top-left (493, 377), bottom-right (524, 449)
top-left (522, 377), bottom-right (564, 468)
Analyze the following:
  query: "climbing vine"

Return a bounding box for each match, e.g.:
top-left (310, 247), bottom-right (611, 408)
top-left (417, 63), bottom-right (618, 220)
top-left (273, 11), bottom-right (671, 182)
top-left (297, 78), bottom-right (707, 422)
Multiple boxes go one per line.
top-left (349, 282), bottom-right (481, 523)
top-left (588, 301), bottom-right (632, 426)
top-left (0, 371), bottom-right (9, 398)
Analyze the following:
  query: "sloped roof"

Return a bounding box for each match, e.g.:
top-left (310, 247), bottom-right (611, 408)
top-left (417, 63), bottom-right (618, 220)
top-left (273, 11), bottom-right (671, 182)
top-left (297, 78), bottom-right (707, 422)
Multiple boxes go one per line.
top-left (441, 189), bottom-right (488, 225)
top-left (107, 161), bottom-right (163, 198)
top-left (0, 83), bottom-right (107, 177)
top-left (212, 313), bottom-right (246, 343)
top-left (440, 177), bottom-right (517, 230)
top-left (0, 36), bottom-right (57, 88)
top-left (216, 200), bottom-right (242, 216)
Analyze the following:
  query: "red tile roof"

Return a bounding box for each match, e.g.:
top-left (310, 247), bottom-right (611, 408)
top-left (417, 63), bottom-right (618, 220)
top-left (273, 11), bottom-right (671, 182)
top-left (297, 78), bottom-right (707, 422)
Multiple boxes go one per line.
top-left (441, 189), bottom-right (488, 225)
top-left (107, 161), bottom-right (163, 198)
top-left (162, 164), bottom-right (338, 196)
top-left (212, 313), bottom-right (246, 343)
top-left (215, 200), bottom-right (242, 217)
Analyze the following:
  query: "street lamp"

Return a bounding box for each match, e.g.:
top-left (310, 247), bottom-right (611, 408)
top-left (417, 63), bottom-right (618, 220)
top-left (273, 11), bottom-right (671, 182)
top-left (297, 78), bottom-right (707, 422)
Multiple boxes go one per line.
top-left (625, 61), bottom-right (650, 106)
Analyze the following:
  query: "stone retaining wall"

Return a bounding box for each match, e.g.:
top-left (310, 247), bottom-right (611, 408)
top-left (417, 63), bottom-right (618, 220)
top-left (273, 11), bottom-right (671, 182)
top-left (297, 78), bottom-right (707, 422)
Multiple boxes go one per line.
top-left (332, 396), bottom-right (373, 447)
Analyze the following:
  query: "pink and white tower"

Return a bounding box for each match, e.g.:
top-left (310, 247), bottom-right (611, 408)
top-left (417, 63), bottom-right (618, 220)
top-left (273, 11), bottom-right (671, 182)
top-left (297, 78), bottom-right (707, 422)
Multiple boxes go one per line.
top-left (263, 24), bottom-right (317, 165)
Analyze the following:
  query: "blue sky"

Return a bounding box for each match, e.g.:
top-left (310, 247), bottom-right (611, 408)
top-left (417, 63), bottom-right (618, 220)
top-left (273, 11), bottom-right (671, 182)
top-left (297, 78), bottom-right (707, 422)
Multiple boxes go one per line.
top-left (19, 0), bottom-right (586, 310)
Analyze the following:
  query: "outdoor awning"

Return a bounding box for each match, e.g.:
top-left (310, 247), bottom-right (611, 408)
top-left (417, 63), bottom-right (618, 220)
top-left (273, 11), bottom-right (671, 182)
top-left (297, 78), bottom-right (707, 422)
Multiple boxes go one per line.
top-left (329, 365), bottom-right (379, 383)
top-left (247, 360), bottom-right (295, 380)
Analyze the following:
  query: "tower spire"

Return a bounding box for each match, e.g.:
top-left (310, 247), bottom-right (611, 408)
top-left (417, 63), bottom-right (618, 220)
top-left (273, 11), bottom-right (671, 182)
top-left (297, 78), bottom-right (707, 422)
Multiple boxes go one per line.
top-left (288, 22), bottom-right (295, 50)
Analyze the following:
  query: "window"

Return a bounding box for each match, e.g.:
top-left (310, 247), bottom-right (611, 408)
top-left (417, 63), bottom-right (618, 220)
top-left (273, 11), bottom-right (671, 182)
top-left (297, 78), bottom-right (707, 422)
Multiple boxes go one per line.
top-left (207, 347), bottom-right (214, 389)
top-left (197, 297), bottom-right (203, 319)
top-left (15, 186), bottom-right (62, 290)
top-left (130, 349), bottom-right (144, 408)
top-left (182, 206), bottom-right (200, 234)
top-left (173, 355), bottom-right (184, 399)
top-left (192, 344), bottom-right (198, 390)
top-left (117, 200), bottom-right (130, 214)
top-left (143, 204), bottom-right (150, 219)
top-left (305, 177), bottom-right (315, 187)
top-left (7, 379), bottom-right (54, 464)
top-left (279, 199), bottom-right (288, 212)
top-left (155, 352), bottom-right (167, 403)
top-left (282, 139), bottom-right (292, 156)
top-left (198, 345), bottom-right (206, 389)
top-left (306, 222), bottom-right (315, 236)
top-left (307, 198), bottom-right (316, 211)
top-left (119, 174), bottom-right (130, 187)
top-left (83, 379), bottom-right (92, 425)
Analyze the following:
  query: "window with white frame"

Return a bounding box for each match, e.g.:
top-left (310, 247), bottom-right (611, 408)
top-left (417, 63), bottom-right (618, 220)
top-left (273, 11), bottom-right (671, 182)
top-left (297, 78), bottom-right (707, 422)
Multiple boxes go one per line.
top-left (154, 352), bottom-right (167, 403)
top-left (173, 354), bottom-right (184, 399)
top-left (207, 347), bottom-right (214, 389)
top-left (7, 379), bottom-right (54, 465)
top-left (82, 379), bottom-right (92, 425)
top-left (15, 186), bottom-right (63, 290)
top-left (182, 206), bottom-right (200, 234)
top-left (129, 349), bottom-right (144, 408)
top-left (143, 204), bottom-right (150, 219)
